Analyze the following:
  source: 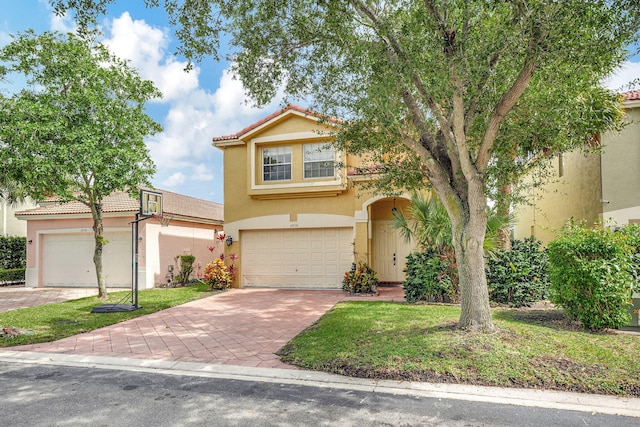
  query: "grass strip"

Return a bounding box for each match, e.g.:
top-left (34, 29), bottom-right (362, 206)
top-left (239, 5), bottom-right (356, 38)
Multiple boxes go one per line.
top-left (278, 301), bottom-right (640, 397)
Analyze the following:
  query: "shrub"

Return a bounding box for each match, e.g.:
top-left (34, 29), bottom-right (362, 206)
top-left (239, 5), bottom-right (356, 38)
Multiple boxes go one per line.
top-left (617, 223), bottom-right (640, 284)
top-left (203, 258), bottom-right (232, 290)
top-left (403, 250), bottom-right (453, 303)
top-left (547, 223), bottom-right (634, 330)
top-left (342, 262), bottom-right (379, 294)
top-left (0, 268), bottom-right (25, 283)
top-left (174, 254), bottom-right (196, 286)
top-left (486, 237), bottom-right (549, 307)
top-left (0, 236), bottom-right (26, 269)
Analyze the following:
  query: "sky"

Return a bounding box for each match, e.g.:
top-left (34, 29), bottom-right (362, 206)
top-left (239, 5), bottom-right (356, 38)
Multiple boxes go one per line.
top-left (1, 1), bottom-right (639, 204)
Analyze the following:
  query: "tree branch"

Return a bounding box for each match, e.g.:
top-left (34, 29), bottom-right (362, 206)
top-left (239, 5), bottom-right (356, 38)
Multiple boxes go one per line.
top-left (476, 59), bottom-right (536, 171)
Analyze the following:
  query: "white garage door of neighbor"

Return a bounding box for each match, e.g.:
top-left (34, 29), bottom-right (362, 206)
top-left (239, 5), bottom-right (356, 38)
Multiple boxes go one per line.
top-left (241, 228), bottom-right (353, 288)
top-left (43, 232), bottom-right (131, 288)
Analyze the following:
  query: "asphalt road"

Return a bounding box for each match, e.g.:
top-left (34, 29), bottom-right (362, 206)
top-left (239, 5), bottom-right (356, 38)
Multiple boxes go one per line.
top-left (1, 360), bottom-right (638, 427)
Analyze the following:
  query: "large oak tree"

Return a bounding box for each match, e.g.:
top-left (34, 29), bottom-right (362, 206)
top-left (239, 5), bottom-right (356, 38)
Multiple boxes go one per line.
top-left (52, 0), bottom-right (639, 330)
top-left (0, 30), bottom-right (162, 298)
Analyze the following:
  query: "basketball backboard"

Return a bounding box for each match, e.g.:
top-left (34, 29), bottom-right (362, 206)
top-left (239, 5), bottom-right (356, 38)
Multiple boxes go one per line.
top-left (140, 189), bottom-right (163, 217)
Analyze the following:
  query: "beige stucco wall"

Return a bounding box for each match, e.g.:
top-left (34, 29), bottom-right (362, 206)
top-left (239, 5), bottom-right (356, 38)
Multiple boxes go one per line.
top-left (513, 150), bottom-right (602, 244)
top-left (601, 104), bottom-right (640, 226)
top-left (1, 199), bottom-right (37, 237)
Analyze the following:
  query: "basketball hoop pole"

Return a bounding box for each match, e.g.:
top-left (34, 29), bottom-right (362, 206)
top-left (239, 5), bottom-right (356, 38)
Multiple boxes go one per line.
top-left (130, 212), bottom-right (157, 308)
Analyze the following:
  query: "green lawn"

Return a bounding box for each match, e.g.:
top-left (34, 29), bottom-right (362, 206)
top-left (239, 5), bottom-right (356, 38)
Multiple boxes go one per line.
top-left (278, 302), bottom-right (640, 397)
top-left (0, 282), bottom-right (216, 347)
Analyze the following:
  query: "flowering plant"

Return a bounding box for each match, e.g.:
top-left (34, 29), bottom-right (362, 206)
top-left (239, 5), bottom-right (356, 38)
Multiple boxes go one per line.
top-left (205, 231), bottom-right (238, 288)
top-left (203, 258), bottom-right (232, 290)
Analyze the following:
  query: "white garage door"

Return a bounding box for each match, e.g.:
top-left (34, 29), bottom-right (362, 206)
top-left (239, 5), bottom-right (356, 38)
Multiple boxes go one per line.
top-left (241, 228), bottom-right (353, 288)
top-left (43, 232), bottom-right (131, 288)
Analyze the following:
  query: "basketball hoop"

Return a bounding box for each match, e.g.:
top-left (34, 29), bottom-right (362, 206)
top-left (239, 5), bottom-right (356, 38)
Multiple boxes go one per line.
top-left (155, 213), bottom-right (173, 227)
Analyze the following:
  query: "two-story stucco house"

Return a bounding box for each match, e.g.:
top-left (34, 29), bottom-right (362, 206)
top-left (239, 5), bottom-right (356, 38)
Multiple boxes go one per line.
top-left (513, 90), bottom-right (640, 243)
top-left (213, 105), bottom-right (414, 289)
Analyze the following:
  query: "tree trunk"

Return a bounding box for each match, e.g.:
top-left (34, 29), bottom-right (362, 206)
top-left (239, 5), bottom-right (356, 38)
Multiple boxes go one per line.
top-left (496, 183), bottom-right (512, 251)
top-left (90, 202), bottom-right (107, 299)
top-left (446, 186), bottom-right (496, 333)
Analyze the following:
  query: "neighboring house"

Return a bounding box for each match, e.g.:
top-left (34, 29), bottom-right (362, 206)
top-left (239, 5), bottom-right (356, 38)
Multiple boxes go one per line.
top-left (1, 199), bottom-right (38, 237)
top-left (15, 189), bottom-right (223, 289)
top-left (514, 90), bottom-right (640, 243)
top-left (213, 105), bottom-right (415, 289)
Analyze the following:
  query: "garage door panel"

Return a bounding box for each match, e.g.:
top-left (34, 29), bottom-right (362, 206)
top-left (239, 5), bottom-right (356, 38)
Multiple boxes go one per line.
top-left (242, 228), bottom-right (353, 289)
top-left (43, 232), bottom-right (131, 288)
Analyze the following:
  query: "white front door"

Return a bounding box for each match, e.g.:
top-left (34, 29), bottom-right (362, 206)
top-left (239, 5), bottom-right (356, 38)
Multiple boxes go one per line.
top-left (373, 221), bottom-right (414, 282)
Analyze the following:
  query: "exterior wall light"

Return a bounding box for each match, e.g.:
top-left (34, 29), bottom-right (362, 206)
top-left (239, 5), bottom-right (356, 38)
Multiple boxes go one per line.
top-left (226, 235), bottom-right (233, 246)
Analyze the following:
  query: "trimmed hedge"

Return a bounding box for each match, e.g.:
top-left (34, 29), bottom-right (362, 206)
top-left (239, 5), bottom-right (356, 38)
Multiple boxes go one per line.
top-left (486, 237), bottom-right (549, 307)
top-left (0, 268), bottom-right (25, 283)
top-left (0, 236), bottom-right (26, 269)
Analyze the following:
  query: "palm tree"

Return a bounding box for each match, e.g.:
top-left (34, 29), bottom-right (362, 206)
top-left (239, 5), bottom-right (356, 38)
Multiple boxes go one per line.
top-left (392, 192), bottom-right (509, 256)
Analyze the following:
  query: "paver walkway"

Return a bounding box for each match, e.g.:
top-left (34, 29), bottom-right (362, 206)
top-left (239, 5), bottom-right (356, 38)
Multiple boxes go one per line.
top-left (2, 287), bottom-right (404, 369)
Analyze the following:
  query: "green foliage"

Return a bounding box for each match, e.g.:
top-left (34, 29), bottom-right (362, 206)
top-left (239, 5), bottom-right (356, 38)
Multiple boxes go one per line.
top-left (174, 255), bottom-right (196, 286)
top-left (403, 250), bottom-right (453, 304)
top-left (204, 258), bottom-right (232, 290)
top-left (0, 268), bottom-right (25, 283)
top-left (393, 192), bottom-right (509, 256)
top-left (486, 237), bottom-right (549, 307)
top-left (547, 224), bottom-right (634, 331)
top-left (342, 262), bottom-right (379, 294)
top-left (0, 30), bottom-right (161, 297)
top-left (0, 236), bottom-right (26, 269)
top-left (616, 223), bottom-right (640, 284)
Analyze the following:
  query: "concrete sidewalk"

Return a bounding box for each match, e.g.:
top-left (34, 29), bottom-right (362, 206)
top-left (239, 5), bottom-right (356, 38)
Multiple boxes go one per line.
top-left (2, 287), bottom-right (404, 369)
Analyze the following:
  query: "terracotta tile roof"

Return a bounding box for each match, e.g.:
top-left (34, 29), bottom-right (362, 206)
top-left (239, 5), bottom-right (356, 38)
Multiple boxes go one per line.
top-left (15, 189), bottom-right (223, 223)
top-left (212, 104), bottom-right (340, 143)
top-left (623, 90), bottom-right (640, 101)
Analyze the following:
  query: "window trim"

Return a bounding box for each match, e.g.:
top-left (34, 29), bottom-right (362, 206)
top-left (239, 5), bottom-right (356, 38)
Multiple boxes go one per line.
top-left (303, 142), bottom-right (335, 179)
top-left (249, 134), bottom-right (343, 192)
top-left (262, 145), bottom-right (292, 182)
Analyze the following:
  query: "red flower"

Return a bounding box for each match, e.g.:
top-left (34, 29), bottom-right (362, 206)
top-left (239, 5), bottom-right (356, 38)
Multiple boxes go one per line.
top-left (207, 246), bottom-right (215, 252)
top-left (216, 232), bottom-right (226, 241)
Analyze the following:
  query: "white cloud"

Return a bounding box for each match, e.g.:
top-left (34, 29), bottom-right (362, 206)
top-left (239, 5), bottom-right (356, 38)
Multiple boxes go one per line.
top-left (191, 164), bottom-right (214, 182)
top-left (161, 172), bottom-right (186, 188)
top-left (95, 11), bottom-right (284, 202)
top-left (102, 12), bottom-right (198, 101)
top-left (146, 66), bottom-right (281, 171)
top-left (49, 9), bottom-right (76, 33)
top-left (604, 60), bottom-right (640, 91)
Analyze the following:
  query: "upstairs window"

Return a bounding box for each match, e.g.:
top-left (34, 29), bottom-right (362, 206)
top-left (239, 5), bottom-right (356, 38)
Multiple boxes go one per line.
top-left (303, 143), bottom-right (335, 178)
top-left (262, 146), bottom-right (292, 181)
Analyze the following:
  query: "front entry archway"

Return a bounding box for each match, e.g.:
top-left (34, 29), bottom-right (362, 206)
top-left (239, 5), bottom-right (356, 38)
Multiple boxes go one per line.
top-left (369, 197), bottom-right (415, 283)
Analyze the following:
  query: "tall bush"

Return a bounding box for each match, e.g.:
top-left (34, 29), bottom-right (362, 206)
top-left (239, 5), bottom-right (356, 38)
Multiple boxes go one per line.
top-left (547, 223), bottom-right (635, 330)
top-left (0, 236), bottom-right (26, 269)
top-left (486, 237), bottom-right (549, 307)
top-left (617, 223), bottom-right (640, 285)
top-left (403, 250), bottom-right (454, 303)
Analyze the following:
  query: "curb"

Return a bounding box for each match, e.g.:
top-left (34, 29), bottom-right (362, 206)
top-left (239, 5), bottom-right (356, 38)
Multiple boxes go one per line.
top-left (1, 350), bottom-right (639, 418)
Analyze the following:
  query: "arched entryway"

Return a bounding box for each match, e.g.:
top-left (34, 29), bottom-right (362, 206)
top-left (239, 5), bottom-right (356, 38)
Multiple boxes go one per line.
top-left (369, 197), bottom-right (415, 283)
